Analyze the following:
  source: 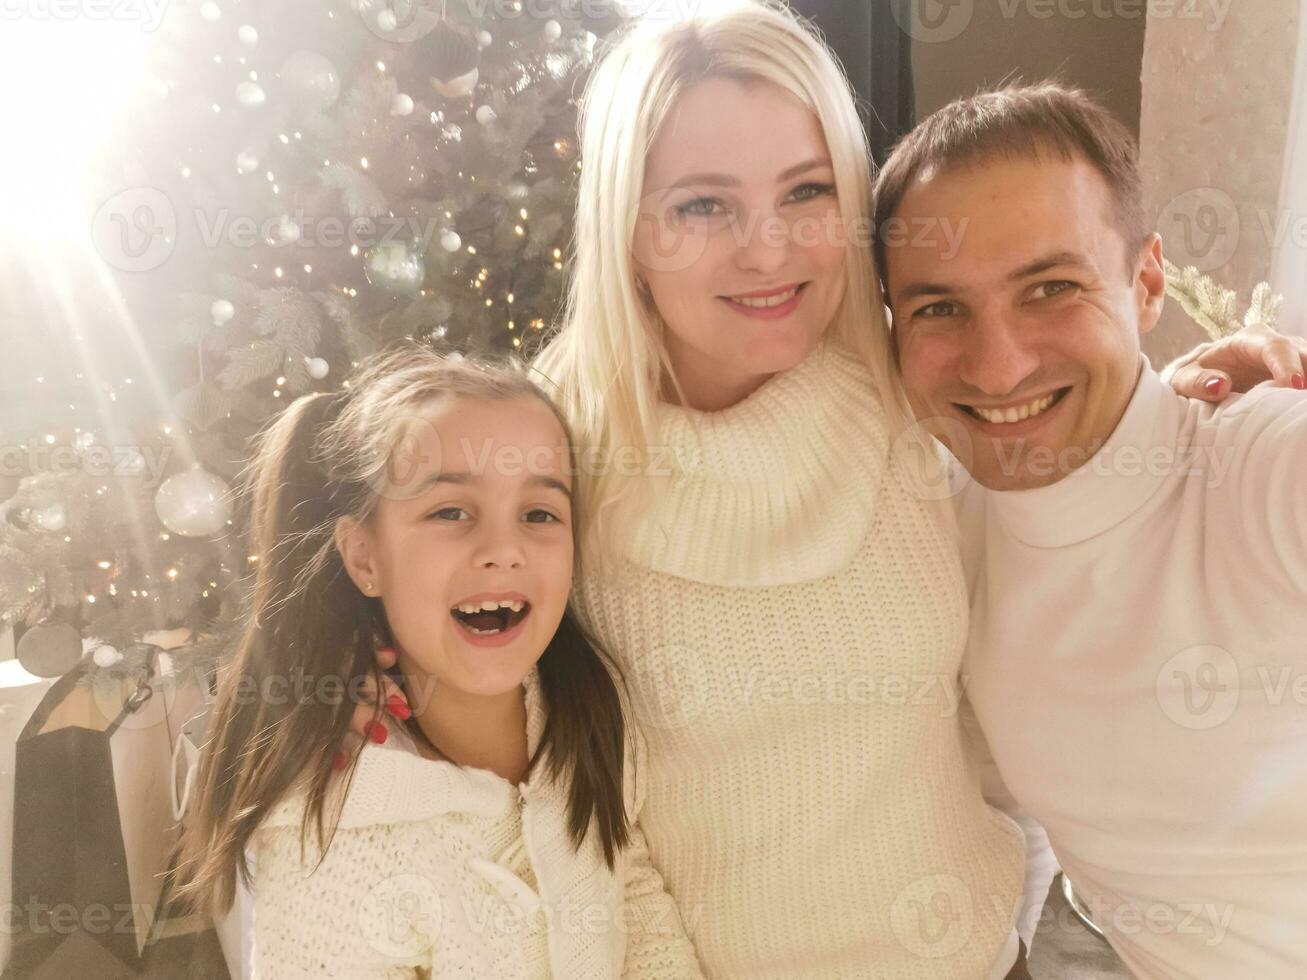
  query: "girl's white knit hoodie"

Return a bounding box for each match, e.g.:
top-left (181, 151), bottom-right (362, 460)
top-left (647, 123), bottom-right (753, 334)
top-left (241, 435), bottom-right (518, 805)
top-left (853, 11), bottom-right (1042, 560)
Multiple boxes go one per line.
top-left (248, 666), bottom-right (704, 979)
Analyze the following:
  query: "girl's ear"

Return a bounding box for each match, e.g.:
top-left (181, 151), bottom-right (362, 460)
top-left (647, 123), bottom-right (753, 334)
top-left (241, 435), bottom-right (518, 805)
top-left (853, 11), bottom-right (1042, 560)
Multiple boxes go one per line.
top-left (334, 515), bottom-right (380, 596)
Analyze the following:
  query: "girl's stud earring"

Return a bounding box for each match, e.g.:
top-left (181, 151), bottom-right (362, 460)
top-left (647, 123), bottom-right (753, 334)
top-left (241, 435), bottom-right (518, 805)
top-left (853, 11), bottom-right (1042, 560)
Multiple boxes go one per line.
top-left (365, 581), bottom-right (375, 594)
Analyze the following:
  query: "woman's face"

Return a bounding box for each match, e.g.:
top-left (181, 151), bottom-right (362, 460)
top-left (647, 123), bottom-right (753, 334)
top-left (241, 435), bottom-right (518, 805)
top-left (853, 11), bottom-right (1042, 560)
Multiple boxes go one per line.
top-left (337, 394), bottom-right (575, 700)
top-left (632, 76), bottom-right (848, 410)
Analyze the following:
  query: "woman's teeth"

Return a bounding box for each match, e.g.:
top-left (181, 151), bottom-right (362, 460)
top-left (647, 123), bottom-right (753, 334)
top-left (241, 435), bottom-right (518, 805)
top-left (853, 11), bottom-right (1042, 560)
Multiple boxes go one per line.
top-left (728, 286), bottom-right (799, 308)
top-left (970, 391), bottom-right (1059, 424)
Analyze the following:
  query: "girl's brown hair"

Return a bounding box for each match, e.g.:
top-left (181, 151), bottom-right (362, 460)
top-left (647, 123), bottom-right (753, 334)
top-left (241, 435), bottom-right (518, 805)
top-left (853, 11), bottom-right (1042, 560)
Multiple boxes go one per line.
top-left (174, 341), bottom-right (630, 919)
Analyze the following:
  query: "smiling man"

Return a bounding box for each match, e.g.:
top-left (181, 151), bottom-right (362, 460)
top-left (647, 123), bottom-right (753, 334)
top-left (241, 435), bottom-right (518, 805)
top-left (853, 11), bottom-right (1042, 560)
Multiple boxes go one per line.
top-left (876, 83), bottom-right (1307, 977)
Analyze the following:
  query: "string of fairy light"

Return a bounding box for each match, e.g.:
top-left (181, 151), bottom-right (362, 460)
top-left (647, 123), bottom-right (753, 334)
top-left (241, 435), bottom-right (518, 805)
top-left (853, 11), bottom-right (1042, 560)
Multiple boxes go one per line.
top-left (9, 9), bottom-right (586, 623)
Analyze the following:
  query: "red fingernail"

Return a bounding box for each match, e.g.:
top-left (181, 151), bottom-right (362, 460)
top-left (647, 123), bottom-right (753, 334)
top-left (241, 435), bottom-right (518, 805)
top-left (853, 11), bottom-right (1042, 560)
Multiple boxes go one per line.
top-left (363, 720), bottom-right (388, 744)
top-left (332, 750), bottom-right (349, 771)
top-left (1292, 373), bottom-right (1305, 390)
top-left (386, 693), bottom-right (411, 719)
top-left (1204, 377), bottom-right (1224, 395)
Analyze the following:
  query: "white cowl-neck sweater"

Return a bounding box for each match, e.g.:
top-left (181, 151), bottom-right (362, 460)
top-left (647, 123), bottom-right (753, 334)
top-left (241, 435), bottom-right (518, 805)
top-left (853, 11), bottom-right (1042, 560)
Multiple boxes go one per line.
top-left (249, 666), bottom-right (705, 979)
top-left (568, 339), bottom-right (1027, 979)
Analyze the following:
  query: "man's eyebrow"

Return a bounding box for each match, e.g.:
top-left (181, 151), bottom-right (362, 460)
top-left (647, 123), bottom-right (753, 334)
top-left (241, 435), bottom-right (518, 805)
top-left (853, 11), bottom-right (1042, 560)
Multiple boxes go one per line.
top-left (1007, 250), bottom-right (1091, 281)
top-left (667, 156), bottom-right (832, 191)
top-left (410, 471), bottom-right (572, 498)
top-left (894, 280), bottom-right (956, 306)
top-left (893, 250), bottom-right (1093, 306)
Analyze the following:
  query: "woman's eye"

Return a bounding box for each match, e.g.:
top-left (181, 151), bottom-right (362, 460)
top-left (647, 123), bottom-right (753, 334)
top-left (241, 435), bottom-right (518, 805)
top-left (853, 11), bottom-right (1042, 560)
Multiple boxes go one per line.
top-left (791, 181), bottom-right (835, 201)
top-left (524, 509), bottom-right (562, 524)
top-left (1031, 280), bottom-right (1077, 300)
top-left (426, 506), bottom-right (468, 521)
top-left (675, 197), bottom-right (723, 218)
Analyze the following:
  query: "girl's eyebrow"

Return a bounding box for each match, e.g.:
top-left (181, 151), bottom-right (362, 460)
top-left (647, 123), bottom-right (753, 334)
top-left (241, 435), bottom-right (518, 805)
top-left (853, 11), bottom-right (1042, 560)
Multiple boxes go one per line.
top-left (413, 471), bottom-right (573, 499)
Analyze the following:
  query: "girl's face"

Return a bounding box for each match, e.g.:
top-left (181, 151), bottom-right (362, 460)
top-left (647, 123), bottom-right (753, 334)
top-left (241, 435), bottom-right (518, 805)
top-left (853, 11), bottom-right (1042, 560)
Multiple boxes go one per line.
top-left (632, 76), bottom-right (848, 410)
top-left (337, 395), bottom-right (574, 698)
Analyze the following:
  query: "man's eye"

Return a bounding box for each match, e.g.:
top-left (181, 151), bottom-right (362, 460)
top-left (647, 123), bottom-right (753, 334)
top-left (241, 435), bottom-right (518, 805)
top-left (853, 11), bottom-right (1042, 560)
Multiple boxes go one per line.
top-left (524, 509), bottom-right (561, 524)
top-left (1031, 280), bottom-right (1077, 300)
top-left (914, 301), bottom-right (959, 319)
top-left (426, 507), bottom-right (468, 521)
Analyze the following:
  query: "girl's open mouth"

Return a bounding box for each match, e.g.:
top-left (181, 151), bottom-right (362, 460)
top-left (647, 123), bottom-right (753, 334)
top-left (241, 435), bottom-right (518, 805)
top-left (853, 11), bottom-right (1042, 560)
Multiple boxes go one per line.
top-left (450, 600), bottom-right (531, 637)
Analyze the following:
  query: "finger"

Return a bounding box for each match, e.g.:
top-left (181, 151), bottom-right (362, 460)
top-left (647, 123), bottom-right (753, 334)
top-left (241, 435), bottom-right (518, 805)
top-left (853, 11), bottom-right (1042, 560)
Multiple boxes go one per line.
top-left (332, 732), bottom-right (362, 772)
top-left (380, 675), bottom-right (411, 719)
top-left (1259, 338), bottom-right (1305, 388)
top-left (1169, 364), bottom-right (1231, 402)
top-left (348, 696), bottom-right (388, 741)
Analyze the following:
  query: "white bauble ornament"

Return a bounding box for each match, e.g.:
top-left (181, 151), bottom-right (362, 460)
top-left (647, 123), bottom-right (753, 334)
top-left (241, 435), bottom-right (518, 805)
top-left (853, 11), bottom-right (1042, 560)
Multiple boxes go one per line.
top-left (235, 81), bottom-right (266, 107)
top-left (306, 357), bottom-right (330, 380)
top-left (280, 51), bottom-right (341, 112)
top-left (32, 504), bottom-right (65, 532)
top-left (544, 19), bottom-right (561, 41)
top-left (391, 92), bottom-right (414, 116)
top-left (154, 467), bottom-right (232, 537)
top-left (363, 240), bottom-right (425, 295)
top-left (271, 215), bottom-right (301, 245)
top-left (238, 24), bottom-right (258, 46)
top-left (93, 645), bottom-right (123, 668)
top-left (440, 229), bottom-right (461, 253)
top-left (17, 623), bottom-right (83, 677)
top-left (210, 299), bottom-right (235, 325)
top-left (235, 150), bottom-right (259, 174)
top-left (477, 30), bottom-right (492, 48)
top-left (376, 8), bottom-right (397, 32)
top-left (199, 1), bottom-right (221, 22)
top-left (475, 105), bottom-right (496, 126)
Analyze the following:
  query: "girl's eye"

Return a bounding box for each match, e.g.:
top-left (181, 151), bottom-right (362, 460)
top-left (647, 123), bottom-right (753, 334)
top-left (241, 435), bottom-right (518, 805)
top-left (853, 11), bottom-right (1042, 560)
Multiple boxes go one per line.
top-left (1030, 280), bottom-right (1078, 301)
top-left (426, 506), bottom-right (468, 521)
top-left (674, 183), bottom-right (835, 219)
top-left (524, 509), bottom-right (562, 524)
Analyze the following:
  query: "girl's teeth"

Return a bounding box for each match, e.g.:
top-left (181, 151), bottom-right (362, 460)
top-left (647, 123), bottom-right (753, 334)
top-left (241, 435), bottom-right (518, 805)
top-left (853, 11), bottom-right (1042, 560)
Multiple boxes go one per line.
top-left (729, 286), bottom-right (798, 308)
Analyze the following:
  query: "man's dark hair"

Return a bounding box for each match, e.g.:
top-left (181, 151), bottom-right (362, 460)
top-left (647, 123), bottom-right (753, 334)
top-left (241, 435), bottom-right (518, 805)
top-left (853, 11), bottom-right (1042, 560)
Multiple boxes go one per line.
top-left (873, 81), bottom-right (1148, 295)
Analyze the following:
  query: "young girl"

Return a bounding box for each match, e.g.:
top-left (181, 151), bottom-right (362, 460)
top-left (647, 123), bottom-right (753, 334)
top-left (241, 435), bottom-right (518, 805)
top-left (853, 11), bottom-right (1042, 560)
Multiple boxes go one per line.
top-left (174, 342), bottom-right (703, 979)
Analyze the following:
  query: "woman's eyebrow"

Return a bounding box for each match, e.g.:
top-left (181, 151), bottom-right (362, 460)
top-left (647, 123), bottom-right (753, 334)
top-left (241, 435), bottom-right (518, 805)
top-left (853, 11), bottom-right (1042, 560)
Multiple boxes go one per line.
top-left (668, 156), bottom-right (833, 191)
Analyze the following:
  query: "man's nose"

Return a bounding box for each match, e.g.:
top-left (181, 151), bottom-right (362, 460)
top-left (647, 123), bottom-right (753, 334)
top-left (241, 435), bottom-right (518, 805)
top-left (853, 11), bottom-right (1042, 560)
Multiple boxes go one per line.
top-left (956, 309), bottom-right (1040, 398)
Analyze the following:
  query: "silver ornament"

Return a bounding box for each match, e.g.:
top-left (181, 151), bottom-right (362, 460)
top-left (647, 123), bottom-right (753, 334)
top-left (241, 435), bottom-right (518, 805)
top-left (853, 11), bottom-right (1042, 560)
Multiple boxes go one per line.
top-left (363, 240), bottom-right (425, 295)
top-left (154, 467), bottom-right (232, 537)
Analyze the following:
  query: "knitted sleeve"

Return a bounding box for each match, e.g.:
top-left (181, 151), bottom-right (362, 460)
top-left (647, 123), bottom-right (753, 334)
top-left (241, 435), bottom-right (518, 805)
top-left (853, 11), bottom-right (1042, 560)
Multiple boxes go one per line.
top-left (619, 721), bottom-right (706, 980)
top-left (958, 692), bottom-right (1058, 950)
top-left (251, 821), bottom-right (435, 980)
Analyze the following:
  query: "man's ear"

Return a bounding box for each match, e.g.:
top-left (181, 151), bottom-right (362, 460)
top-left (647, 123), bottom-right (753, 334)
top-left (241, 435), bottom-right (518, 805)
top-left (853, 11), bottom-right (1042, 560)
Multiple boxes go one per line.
top-left (334, 515), bottom-right (380, 596)
top-left (1135, 232), bottom-right (1165, 335)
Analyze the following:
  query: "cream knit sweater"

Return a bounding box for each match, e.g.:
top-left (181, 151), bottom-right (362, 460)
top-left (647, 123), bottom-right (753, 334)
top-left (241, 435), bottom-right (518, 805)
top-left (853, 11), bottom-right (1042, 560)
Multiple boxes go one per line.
top-left (249, 666), bottom-right (704, 979)
top-left (568, 339), bottom-right (1027, 979)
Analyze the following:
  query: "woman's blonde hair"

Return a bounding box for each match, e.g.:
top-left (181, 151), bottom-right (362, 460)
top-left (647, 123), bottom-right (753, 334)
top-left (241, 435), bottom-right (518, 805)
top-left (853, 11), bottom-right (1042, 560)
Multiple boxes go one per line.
top-left (532, 0), bottom-right (907, 566)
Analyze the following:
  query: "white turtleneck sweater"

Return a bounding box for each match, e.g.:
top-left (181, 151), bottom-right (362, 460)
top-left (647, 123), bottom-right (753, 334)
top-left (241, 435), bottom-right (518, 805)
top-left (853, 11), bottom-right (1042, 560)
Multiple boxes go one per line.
top-left (567, 339), bottom-right (1028, 979)
top-left (960, 357), bottom-right (1307, 977)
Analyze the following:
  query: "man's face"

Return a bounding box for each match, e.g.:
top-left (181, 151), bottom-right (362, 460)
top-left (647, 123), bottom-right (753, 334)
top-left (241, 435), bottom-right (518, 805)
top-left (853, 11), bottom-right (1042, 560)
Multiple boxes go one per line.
top-left (885, 154), bottom-right (1165, 491)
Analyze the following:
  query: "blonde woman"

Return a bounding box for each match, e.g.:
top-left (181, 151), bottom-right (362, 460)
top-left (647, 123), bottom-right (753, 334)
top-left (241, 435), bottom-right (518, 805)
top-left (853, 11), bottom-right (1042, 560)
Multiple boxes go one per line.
top-left (358, 3), bottom-right (1292, 976)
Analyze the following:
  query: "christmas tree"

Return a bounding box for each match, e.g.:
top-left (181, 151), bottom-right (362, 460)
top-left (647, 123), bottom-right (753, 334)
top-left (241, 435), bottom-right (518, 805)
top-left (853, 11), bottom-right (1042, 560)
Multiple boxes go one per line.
top-left (0, 0), bottom-right (625, 681)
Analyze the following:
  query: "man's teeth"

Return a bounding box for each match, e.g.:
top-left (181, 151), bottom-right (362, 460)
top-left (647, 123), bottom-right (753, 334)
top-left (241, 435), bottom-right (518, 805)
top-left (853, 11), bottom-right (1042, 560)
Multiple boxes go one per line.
top-left (970, 392), bottom-right (1058, 424)
top-left (455, 599), bottom-right (525, 614)
top-left (728, 286), bottom-right (799, 308)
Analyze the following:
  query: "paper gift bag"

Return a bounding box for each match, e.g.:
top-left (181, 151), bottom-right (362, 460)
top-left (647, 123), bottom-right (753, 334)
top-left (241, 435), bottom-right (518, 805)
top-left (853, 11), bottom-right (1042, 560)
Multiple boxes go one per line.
top-left (6, 649), bottom-right (208, 978)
